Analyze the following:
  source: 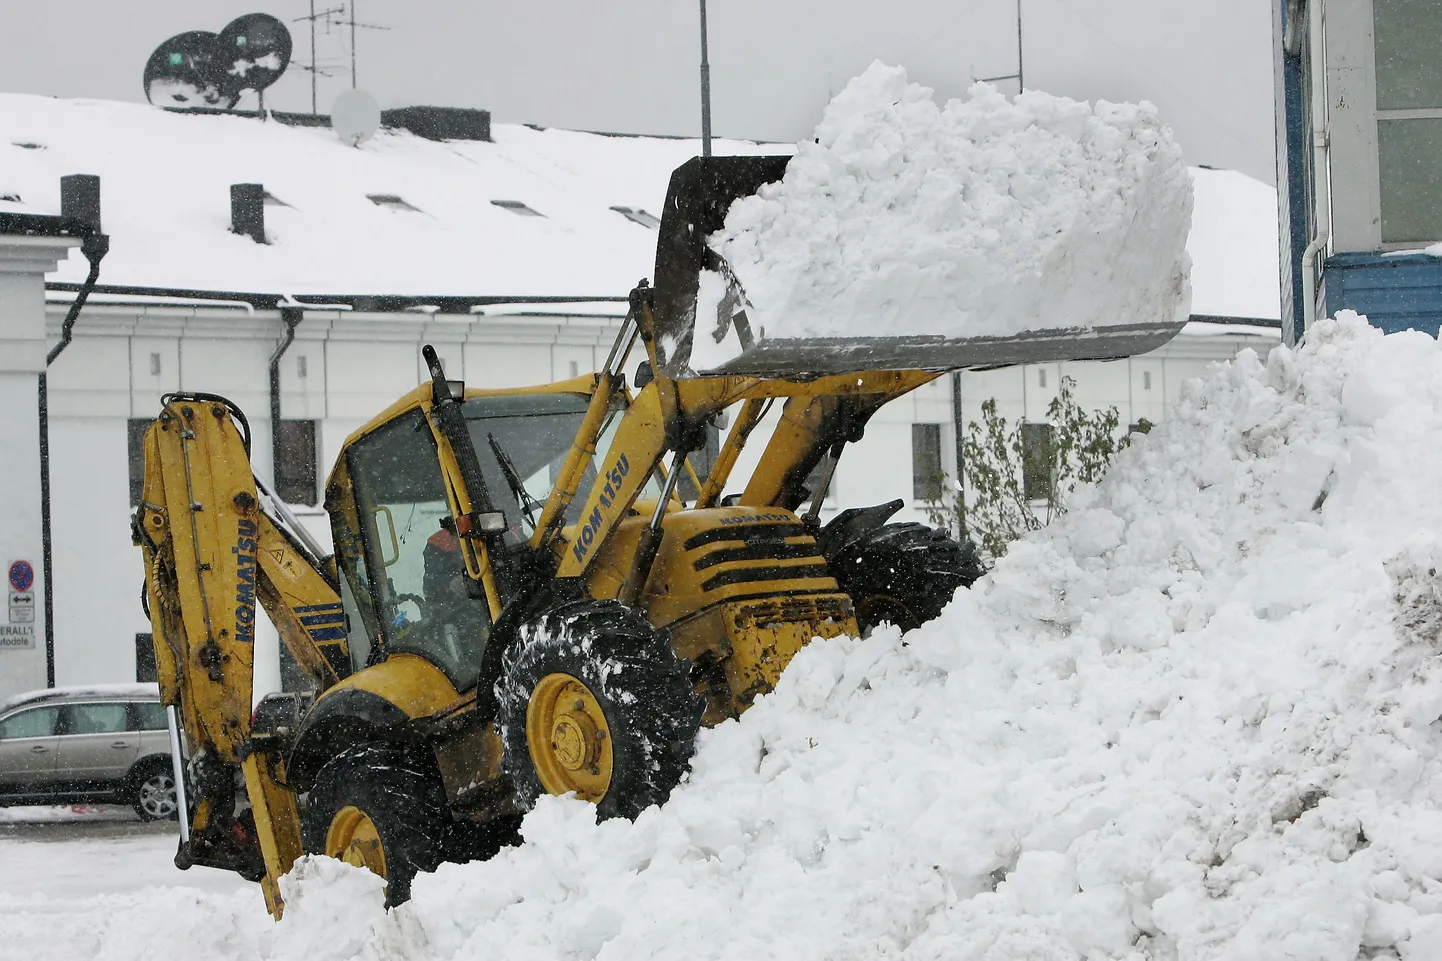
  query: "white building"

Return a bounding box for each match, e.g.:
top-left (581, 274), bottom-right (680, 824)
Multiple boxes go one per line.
top-left (0, 95), bottom-right (1281, 700)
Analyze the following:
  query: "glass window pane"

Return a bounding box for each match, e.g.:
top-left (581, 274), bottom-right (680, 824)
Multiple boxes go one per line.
top-left (71, 703), bottom-right (129, 735)
top-left (1379, 119), bottom-right (1442, 242)
top-left (132, 702), bottom-right (168, 731)
top-left (0, 706), bottom-right (60, 739)
top-left (1375, 0), bottom-right (1442, 109)
top-left (1022, 423), bottom-right (1054, 502)
top-left (912, 423), bottom-right (942, 501)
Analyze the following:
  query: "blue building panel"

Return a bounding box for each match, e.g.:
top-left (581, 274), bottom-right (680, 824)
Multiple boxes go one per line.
top-left (1319, 252), bottom-right (1442, 334)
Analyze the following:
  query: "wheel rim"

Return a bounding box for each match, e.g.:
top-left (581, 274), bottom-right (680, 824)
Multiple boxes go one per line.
top-left (325, 805), bottom-right (388, 878)
top-left (525, 672), bottom-right (614, 801)
top-left (138, 772), bottom-right (177, 818)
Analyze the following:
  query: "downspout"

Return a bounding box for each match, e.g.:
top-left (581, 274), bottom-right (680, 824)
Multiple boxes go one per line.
top-left (40, 228), bottom-right (109, 686)
top-left (269, 306), bottom-right (303, 490)
top-left (1300, 0), bottom-right (1331, 337)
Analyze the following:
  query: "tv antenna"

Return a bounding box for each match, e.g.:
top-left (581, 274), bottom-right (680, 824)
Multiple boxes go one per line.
top-left (293, 2), bottom-right (344, 113)
top-left (294, 2), bottom-right (387, 110)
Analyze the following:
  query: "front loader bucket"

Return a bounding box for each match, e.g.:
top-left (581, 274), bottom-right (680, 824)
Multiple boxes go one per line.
top-left (650, 156), bottom-right (1185, 379)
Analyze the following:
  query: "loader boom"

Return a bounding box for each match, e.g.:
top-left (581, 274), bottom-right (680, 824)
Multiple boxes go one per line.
top-left (133, 393), bottom-right (350, 916)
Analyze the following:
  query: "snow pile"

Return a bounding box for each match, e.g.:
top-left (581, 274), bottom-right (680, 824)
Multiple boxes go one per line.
top-left (690, 62), bottom-right (1192, 371)
top-left (9, 314), bottom-right (1442, 959)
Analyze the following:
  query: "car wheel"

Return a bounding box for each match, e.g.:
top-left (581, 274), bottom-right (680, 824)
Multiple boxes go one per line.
top-left (132, 762), bottom-right (179, 821)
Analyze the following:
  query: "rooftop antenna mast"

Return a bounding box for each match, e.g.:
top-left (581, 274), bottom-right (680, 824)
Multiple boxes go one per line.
top-left (344, 1), bottom-right (390, 90)
top-left (976, 0), bottom-right (1024, 94)
top-left (293, 2), bottom-right (344, 113)
top-left (699, 0), bottom-right (712, 157)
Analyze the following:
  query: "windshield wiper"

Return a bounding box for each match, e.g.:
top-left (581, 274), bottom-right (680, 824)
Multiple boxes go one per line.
top-left (487, 432), bottom-right (542, 530)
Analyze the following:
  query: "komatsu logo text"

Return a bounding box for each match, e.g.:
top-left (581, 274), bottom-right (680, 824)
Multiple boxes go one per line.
top-left (233, 519), bottom-right (258, 643)
top-left (571, 453), bottom-right (631, 564)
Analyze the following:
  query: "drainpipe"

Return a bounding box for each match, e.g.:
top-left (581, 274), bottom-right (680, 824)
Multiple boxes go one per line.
top-left (1301, 0), bottom-right (1330, 337)
top-left (40, 176), bottom-right (108, 686)
top-left (269, 307), bottom-right (303, 490)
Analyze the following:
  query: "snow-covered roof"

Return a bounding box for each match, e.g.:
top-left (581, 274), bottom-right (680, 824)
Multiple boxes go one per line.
top-left (0, 95), bottom-right (1281, 323)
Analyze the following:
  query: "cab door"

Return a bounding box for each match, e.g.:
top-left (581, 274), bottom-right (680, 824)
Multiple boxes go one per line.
top-left (0, 705), bottom-right (63, 792)
top-left (332, 408), bottom-right (494, 691)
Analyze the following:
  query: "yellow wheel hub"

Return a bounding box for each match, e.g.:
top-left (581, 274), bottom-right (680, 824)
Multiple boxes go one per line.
top-left (526, 672), bottom-right (613, 801)
top-left (324, 805), bottom-right (388, 878)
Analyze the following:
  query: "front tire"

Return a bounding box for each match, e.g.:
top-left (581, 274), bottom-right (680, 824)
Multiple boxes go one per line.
top-left (495, 599), bottom-right (704, 821)
top-left (828, 522), bottom-right (984, 634)
top-left (301, 744), bottom-right (448, 907)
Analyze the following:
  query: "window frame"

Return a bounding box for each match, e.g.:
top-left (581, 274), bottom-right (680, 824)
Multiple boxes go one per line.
top-left (276, 419), bottom-right (320, 507)
top-left (0, 704), bottom-right (63, 740)
top-left (912, 422), bottom-right (943, 502)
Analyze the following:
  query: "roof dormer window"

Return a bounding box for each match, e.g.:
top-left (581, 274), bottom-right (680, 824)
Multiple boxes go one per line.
top-left (491, 200), bottom-right (544, 217)
top-left (611, 206), bottom-right (660, 229)
top-left (367, 194), bottom-right (422, 213)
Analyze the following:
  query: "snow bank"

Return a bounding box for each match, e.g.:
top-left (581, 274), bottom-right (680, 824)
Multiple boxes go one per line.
top-left (9, 314), bottom-right (1442, 959)
top-left (691, 62), bottom-right (1192, 371)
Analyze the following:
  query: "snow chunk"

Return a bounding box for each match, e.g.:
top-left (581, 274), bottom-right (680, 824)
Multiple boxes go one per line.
top-left (705, 61), bottom-right (1192, 357)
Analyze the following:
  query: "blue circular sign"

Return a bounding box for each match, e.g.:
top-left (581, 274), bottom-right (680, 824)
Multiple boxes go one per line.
top-left (8, 561), bottom-right (34, 592)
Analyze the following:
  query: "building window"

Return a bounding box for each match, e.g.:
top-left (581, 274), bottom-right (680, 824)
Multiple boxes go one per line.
top-left (1143, 370), bottom-right (1152, 390)
top-left (912, 423), bottom-right (942, 501)
top-left (491, 200), bottom-right (545, 217)
top-left (367, 194), bottom-right (422, 213)
top-left (276, 420), bottom-right (319, 506)
top-left (1373, 1), bottom-right (1442, 242)
top-left (135, 633), bottom-right (157, 683)
top-left (1022, 423), bottom-right (1054, 502)
top-left (128, 419), bottom-right (151, 507)
top-left (610, 206), bottom-right (661, 229)
top-left (1038, 368), bottom-right (1047, 388)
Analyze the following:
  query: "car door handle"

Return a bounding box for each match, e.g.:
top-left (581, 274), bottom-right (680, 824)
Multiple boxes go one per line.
top-left (29, 745), bottom-right (48, 754)
top-left (112, 741), bottom-right (133, 749)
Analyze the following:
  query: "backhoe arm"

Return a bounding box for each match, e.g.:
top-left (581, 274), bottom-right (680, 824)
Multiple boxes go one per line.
top-left (133, 393), bottom-right (348, 917)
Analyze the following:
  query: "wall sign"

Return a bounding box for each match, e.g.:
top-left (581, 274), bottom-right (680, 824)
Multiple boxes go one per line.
top-left (8, 560), bottom-right (34, 593)
top-left (5, 560), bottom-right (36, 646)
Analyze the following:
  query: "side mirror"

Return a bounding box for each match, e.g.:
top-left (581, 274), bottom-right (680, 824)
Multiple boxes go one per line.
top-left (634, 360), bottom-right (654, 389)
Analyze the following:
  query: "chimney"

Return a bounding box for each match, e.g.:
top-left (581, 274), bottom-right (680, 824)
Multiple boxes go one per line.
top-left (60, 174), bottom-right (101, 231)
top-left (231, 183), bottom-right (266, 244)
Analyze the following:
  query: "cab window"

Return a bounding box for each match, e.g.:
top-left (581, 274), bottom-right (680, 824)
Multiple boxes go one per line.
top-left (463, 392), bottom-right (660, 539)
top-left (344, 408), bottom-right (492, 690)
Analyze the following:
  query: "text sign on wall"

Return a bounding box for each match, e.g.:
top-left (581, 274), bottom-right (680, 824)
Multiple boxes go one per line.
top-left (5, 560), bottom-right (36, 647)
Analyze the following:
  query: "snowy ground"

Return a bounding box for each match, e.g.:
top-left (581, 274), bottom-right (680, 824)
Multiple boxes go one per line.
top-left (6, 315), bottom-right (1442, 961)
top-left (0, 812), bottom-right (252, 900)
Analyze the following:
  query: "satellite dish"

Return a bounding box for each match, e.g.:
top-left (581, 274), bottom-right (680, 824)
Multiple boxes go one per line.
top-left (332, 90), bottom-right (381, 147)
top-left (143, 31), bottom-right (238, 109)
top-left (216, 14), bottom-right (292, 99)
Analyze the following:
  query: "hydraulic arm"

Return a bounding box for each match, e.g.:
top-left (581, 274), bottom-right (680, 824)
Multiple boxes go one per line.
top-left (132, 393), bottom-right (350, 916)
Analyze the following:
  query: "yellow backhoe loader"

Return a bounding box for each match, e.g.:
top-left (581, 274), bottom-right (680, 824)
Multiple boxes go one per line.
top-left (132, 156), bottom-right (1183, 917)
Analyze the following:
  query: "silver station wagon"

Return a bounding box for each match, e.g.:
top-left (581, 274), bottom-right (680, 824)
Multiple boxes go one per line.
top-left (0, 684), bottom-right (180, 820)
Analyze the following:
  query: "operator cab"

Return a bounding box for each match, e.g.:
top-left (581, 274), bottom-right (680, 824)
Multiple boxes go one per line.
top-left (325, 386), bottom-right (660, 692)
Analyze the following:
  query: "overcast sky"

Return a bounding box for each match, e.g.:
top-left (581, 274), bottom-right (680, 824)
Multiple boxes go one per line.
top-left (1, 0), bottom-right (1277, 183)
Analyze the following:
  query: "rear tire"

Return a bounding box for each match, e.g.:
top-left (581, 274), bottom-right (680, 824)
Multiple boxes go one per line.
top-left (495, 599), bottom-right (704, 821)
top-left (302, 744), bottom-right (448, 907)
top-left (828, 522), bottom-right (984, 634)
top-left (130, 759), bottom-right (179, 821)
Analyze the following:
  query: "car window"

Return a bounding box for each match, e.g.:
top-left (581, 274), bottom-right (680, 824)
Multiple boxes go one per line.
top-left (132, 701), bottom-right (167, 731)
top-left (69, 703), bottom-right (129, 735)
top-left (0, 706), bottom-right (60, 740)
